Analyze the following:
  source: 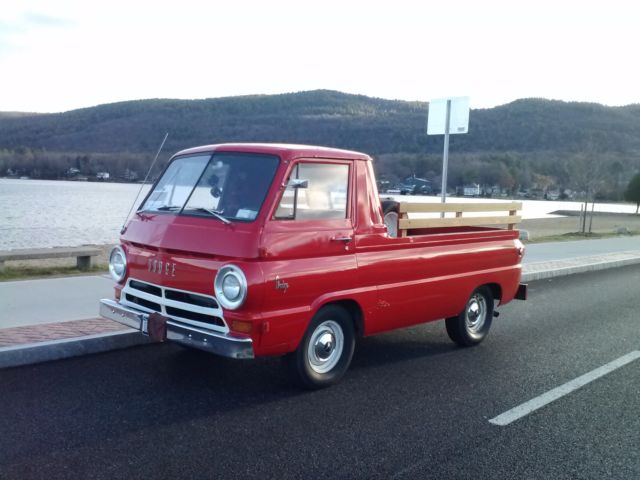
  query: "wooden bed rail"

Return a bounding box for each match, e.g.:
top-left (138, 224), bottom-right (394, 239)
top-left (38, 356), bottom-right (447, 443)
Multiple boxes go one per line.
top-left (397, 202), bottom-right (522, 237)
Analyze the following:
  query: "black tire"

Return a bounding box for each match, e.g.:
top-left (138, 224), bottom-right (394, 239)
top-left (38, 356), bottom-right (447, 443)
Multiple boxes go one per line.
top-left (381, 200), bottom-right (400, 238)
top-left (445, 286), bottom-right (494, 347)
top-left (285, 305), bottom-right (356, 389)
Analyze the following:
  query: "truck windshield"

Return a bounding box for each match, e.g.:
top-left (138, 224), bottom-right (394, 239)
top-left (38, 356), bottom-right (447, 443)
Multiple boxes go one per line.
top-left (140, 152), bottom-right (279, 222)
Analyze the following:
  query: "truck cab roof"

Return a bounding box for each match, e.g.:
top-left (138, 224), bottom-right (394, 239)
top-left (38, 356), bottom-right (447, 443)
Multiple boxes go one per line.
top-left (174, 143), bottom-right (372, 162)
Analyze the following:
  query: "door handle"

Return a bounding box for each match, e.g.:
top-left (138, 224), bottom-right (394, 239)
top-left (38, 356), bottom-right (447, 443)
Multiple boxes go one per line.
top-left (331, 236), bottom-right (353, 243)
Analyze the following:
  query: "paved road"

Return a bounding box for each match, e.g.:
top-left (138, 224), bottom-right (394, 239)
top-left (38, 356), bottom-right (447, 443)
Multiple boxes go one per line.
top-left (2, 266), bottom-right (640, 479)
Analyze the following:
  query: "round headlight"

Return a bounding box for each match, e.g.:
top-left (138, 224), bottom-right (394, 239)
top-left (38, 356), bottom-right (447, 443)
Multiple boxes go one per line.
top-left (222, 274), bottom-right (241, 300)
top-left (214, 265), bottom-right (247, 310)
top-left (108, 245), bottom-right (127, 283)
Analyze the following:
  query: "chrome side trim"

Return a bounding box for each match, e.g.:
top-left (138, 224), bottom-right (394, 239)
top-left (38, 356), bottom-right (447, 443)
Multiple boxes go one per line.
top-left (99, 299), bottom-right (254, 359)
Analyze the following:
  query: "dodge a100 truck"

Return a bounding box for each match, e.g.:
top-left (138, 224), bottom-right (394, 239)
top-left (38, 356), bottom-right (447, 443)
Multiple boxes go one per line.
top-left (100, 143), bottom-right (526, 388)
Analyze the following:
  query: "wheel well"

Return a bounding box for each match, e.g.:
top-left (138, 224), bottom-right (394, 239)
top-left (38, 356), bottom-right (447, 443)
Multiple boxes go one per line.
top-left (485, 283), bottom-right (502, 303)
top-left (322, 299), bottom-right (365, 337)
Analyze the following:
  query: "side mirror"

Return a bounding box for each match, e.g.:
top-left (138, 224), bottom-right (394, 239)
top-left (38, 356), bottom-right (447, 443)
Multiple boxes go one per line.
top-left (288, 179), bottom-right (309, 189)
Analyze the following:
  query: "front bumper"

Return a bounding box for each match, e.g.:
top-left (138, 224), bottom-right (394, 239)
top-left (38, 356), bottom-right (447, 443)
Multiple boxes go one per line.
top-left (99, 298), bottom-right (254, 359)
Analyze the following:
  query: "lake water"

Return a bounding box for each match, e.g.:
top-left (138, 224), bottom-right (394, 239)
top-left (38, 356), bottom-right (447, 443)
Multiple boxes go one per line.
top-left (0, 179), bottom-right (150, 250)
top-left (0, 178), bottom-right (637, 250)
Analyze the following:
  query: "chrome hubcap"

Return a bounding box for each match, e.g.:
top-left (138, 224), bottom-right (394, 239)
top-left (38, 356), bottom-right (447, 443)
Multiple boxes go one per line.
top-left (465, 294), bottom-right (487, 334)
top-left (314, 332), bottom-right (335, 360)
top-left (307, 320), bottom-right (344, 374)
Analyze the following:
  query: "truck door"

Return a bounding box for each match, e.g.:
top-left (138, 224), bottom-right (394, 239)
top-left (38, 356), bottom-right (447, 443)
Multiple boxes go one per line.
top-left (259, 159), bottom-right (358, 348)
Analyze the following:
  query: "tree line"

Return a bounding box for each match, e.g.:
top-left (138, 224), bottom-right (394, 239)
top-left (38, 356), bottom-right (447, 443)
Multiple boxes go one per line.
top-left (1, 90), bottom-right (640, 200)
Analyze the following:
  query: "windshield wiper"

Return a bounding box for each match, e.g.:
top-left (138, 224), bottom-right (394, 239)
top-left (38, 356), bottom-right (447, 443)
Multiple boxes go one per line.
top-left (185, 207), bottom-right (232, 225)
top-left (139, 205), bottom-right (231, 225)
top-left (137, 205), bottom-right (182, 214)
top-left (155, 205), bottom-right (182, 211)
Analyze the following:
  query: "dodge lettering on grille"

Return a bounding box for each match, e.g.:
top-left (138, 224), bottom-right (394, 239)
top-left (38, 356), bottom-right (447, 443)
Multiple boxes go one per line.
top-left (148, 258), bottom-right (176, 277)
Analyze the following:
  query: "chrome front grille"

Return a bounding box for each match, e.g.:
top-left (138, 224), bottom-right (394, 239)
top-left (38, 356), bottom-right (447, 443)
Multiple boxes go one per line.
top-left (121, 278), bottom-right (228, 333)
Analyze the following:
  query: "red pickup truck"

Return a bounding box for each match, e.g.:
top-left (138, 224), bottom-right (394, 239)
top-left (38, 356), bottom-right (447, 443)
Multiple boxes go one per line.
top-left (100, 143), bottom-right (526, 388)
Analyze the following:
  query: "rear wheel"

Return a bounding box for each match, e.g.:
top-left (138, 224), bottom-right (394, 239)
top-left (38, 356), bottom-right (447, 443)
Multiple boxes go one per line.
top-left (445, 286), bottom-right (494, 347)
top-left (285, 305), bottom-right (355, 389)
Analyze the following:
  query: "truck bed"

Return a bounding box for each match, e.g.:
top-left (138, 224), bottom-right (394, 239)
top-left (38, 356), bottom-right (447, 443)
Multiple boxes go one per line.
top-left (395, 201), bottom-right (522, 238)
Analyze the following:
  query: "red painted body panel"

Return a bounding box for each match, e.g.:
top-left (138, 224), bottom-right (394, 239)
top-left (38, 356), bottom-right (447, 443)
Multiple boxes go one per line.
top-left (113, 143), bottom-right (524, 357)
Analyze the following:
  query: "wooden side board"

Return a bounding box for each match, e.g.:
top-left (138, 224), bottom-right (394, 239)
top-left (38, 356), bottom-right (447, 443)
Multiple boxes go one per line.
top-left (399, 202), bottom-right (522, 213)
top-left (397, 202), bottom-right (522, 237)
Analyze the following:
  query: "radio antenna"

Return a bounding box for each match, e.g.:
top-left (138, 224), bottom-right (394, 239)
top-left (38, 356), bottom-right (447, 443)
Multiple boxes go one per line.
top-left (120, 132), bottom-right (169, 234)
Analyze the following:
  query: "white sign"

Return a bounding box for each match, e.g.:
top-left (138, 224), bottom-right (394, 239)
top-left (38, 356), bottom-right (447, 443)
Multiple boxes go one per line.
top-left (427, 96), bottom-right (470, 135)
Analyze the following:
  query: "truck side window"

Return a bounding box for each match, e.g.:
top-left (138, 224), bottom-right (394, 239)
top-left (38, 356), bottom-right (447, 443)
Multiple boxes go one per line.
top-left (274, 163), bottom-right (349, 220)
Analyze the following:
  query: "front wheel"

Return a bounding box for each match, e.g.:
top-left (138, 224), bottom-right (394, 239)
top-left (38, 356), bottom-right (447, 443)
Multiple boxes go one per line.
top-left (285, 305), bottom-right (355, 389)
top-left (445, 286), bottom-right (494, 347)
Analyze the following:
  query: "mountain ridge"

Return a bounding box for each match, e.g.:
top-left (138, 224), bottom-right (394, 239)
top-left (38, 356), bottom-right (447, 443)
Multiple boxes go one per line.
top-left (2, 90), bottom-right (640, 155)
top-left (1, 90), bottom-right (639, 197)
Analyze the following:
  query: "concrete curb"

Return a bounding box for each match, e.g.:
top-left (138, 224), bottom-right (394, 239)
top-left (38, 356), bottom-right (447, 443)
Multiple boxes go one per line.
top-left (0, 330), bottom-right (150, 369)
top-left (522, 251), bottom-right (640, 282)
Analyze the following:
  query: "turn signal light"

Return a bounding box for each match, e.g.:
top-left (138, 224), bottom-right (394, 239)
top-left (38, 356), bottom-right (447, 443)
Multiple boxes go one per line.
top-left (231, 320), bottom-right (253, 334)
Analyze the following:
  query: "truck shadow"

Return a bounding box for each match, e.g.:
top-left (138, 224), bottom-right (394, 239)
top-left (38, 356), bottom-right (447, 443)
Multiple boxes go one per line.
top-left (352, 333), bottom-right (458, 370)
top-left (0, 323), bottom-right (470, 460)
top-left (167, 323), bottom-right (459, 384)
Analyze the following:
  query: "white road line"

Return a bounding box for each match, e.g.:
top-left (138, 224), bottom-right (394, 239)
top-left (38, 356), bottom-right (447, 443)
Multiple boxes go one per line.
top-left (489, 350), bottom-right (640, 426)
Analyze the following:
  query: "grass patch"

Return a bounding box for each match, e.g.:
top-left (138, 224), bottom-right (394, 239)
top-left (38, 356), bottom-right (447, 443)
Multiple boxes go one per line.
top-left (0, 264), bottom-right (108, 282)
top-left (526, 231), bottom-right (640, 243)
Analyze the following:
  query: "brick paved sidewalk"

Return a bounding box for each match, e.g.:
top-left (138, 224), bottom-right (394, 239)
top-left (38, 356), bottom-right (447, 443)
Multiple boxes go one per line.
top-left (0, 318), bottom-right (131, 348)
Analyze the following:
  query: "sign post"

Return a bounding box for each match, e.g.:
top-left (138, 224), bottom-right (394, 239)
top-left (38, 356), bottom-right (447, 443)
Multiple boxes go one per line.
top-left (440, 99), bottom-right (452, 207)
top-left (427, 97), bottom-right (470, 212)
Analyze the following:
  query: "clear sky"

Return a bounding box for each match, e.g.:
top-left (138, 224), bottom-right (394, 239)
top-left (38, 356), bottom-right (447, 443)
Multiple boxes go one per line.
top-left (1, 0), bottom-right (639, 113)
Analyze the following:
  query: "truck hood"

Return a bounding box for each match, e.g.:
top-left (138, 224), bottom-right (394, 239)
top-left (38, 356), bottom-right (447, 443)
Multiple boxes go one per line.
top-left (121, 213), bottom-right (261, 259)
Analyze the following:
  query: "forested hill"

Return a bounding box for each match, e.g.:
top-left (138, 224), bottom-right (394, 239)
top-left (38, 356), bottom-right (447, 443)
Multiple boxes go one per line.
top-left (1, 90), bottom-right (640, 198)
top-left (2, 90), bottom-right (640, 155)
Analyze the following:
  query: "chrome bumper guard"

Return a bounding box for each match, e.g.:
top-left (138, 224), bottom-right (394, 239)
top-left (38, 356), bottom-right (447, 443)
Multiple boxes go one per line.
top-left (99, 298), bottom-right (254, 359)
